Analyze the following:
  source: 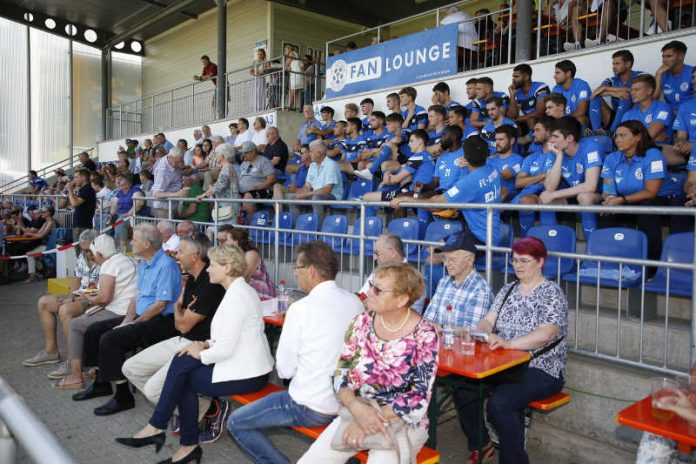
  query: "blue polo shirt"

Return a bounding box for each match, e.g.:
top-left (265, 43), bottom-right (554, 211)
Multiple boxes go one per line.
top-left (361, 116), bottom-right (372, 137)
top-left (673, 98), bottom-right (696, 141)
top-left (136, 249), bottom-right (181, 316)
top-left (661, 64), bottom-right (695, 112)
top-left (480, 118), bottom-right (517, 154)
top-left (435, 148), bottom-right (465, 192)
top-left (445, 100), bottom-right (463, 114)
top-left (427, 127), bottom-right (446, 148)
top-left (521, 150), bottom-right (555, 176)
top-left (341, 135), bottom-right (367, 162)
top-left (560, 139), bottom-right (604, 188)
top-left (601, 148), bottom-right (666, 197)
top-left (306, 157), bottom-right (344, 199)
top-left (471, 91), bottom-right (510, 121)
top-left (487, 153), bottom-right (524, 197)
top-left (621, 100), bottom-right (674, 143)
top-left (402, 151), bottom-right (434, 190)
top-left (401, 105), bottom-right (428, 132)
top-left (514, 81), bottom-right (551, 116)
top-left (553, 78), bottom-right (592, 115)
top-left (443, 164), bottom-right (502, 244)
top-left (293, 164), bottom-right (310, 189)
top-left (602, 70), bottom-right (644, 110)
top-left (298, 119), bottom-right (322, 145)
top-left (320, 120), bottom-right (336, 140)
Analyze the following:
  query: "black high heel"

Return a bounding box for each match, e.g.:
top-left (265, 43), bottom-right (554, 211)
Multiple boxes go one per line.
top-left (156, 445), bottom-right (202, 464)
top-left (115, 432), bottom-right (166, 453)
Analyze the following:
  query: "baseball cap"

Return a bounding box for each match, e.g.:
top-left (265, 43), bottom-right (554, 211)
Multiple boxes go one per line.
top-left (240, 141), bottom-right (257, 153)
top-left (434, 230), bottom-right (479, 254)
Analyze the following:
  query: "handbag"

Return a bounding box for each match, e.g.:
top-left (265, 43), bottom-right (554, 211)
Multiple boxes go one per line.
top-left (212, 204), bottom-right (234, 222)
top-left (330, 398), bottom-right (419, 464)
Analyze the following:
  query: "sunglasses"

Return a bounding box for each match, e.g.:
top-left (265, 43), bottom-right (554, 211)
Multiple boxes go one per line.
top-left (368, 280), bottom-right (396, 296)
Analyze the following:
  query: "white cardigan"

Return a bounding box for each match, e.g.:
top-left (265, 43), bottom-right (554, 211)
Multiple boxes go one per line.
top-left (199, 276), bottom-right (274, 383)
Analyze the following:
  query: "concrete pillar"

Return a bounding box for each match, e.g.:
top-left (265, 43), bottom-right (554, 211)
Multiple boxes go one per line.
top-left (100, 49), bottom-right (111, 141)
top-left (515, 1), bottom-right (532, 62)
top-left (216, 0), bottom-right (227, 120)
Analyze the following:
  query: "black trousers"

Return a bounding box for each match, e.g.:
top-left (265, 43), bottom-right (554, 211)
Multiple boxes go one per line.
top-left (82, 316), bottom-right (124, 369)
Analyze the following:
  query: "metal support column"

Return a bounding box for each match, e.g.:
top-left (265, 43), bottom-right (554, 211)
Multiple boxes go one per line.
top-left (216, 0), bottom-right (227, 120)
top-left (101, 49), bottom-right (111, 141)
top-left (26, 26), bottom-right (32, 171)
top-left (68, 40), bottom-right (74, 165)
top-left (515, 0), bottom-right (532, 62)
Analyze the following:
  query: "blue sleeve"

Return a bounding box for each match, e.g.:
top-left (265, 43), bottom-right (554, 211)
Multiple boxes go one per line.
top-left (601, 155), bottom-right (617, 195)
top-left (415, 109), bottom-right (429, 126)
top-left (583, 143), bottom-right (604, 170)
top-left (653, 103), bottom-right (673, 126)
top-left (534, 83), bottom-right (551, 98)
top-left (689, 146), bottom-right (696, 171)
top-left (444, 176), bottom-right (475, 203)
top-left (643, 149), bottom-right (667, 181)
top-left (520, 155), bottom-right (534, 175)
top-left (674, 105), bottom-right (688, 131)
top-left (155, 261), bottom-right (181, 302)
top-left (577, 80), bottom-right (591, 103)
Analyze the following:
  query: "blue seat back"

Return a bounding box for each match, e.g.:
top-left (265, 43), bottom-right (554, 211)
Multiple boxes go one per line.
top-left (276, 212), bottom-right (294, 246)
top-left (584, 227), bottom-right (647, 276)
top-left (292, 213), bottom-right (319, 245)
top-left (249, 211), bottom-right (271, 244)
top-left (321, 215), bottom-right (349, 253)
top-left (42, 228), bottom-right (72, 270)
top-left (527, 225), bottom-right (576, 278)
top-left (349, 216), bottom-right (383, 256)
top-left (423, 263), bottom-right (445, 299)
top-left (476, 222), bottom-right (513, 271)
top-left (387, 218), bottom-right (421, 261)
top-left (646, 232), bottom-right (694, 296)
top-left (420, 220), bottom-right (463, 261)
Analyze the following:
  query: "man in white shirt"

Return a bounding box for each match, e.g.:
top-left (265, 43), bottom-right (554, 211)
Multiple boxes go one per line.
top-left (357, 233), bottom-right (426, 314)
top-left (157, 220), bottom-right (180, 253)
top-left (251, 116), bottom-right (268, 152)
top-left (227, 241), bottom-right (362, 463)
top-left (233, 118), bottom-right (253, 149)
top-left (440, 6), bottom-right (478, 71)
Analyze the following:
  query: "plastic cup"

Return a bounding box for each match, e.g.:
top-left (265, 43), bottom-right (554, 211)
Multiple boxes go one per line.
top-left (651, 377), bottom-right (679, 421)
top-left (458, 327), bottom-right (475, 356)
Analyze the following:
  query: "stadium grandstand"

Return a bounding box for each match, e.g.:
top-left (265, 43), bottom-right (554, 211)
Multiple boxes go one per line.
top-left (1, 0), bottom-right (696, 463)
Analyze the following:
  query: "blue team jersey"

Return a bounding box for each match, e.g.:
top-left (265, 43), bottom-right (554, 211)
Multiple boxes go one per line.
top-left (601, 148), bottom-right (666, 196)
top-left (621, 100), bottom-right (674, 143)
top-left (521, 150), bottom-right (555, 176)
top-left (401, 105), bottom-right (429, 132)
top-left (435, 148), bottom-right (465, 192)
top-left (673, 98), bottom-right (696, 142)
top-left (688, 145), bottom-right (696, 171)
top-left (462, 123), bottom-right (479, 141)
top-left (361, 116), bottom-right (371, 133)
top-left (514, 81), bottom-right (551, 116)
top-left (662, 64), bottom-right (695, 112)
top-left (480, 118), bottom-right (518, 154)
top-left (444, 164), bottom-right (502, 244)
top-left (327, 138), bottom-right (346, 160)
top-left (341, 135), bottom-right (367, 162)
top-left (560, 139), bottom-right (604, 188)
top-left (553, 78), bottom-right (592, 116)
top-left (602, 70), bottom-right (644, 110)
top-left (471, 91), bottom-right (510, 121)
top-left (293, 164), bottom-right (310, 189)
top-left (320, 120), bottom-right (336, 140)
top-left (28, 177), bottom-right (49, 191)
top-left (487, 153), bottom-right (524, 197)
top-left (427, 127), bottom-right (446, 147)
top-left (365, 129), bottom-right (390, 150)
top-left (445, 100), bottom-right (463, 114)
top-left (402, 151), bottom-right (435, 190)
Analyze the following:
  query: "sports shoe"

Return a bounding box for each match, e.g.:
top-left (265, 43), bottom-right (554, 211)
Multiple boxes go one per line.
top-left (198, 399), bottom-right (230, 444)
top-left (47, 361), bottom-right (71, 379)
top-left (354, 168), bottom-right (374, 181)
top-left (23, 350), bottom-right (60, 367)
top-left (584, 38), bottom-right (601, 48)
top-left (563, 42), bottom-right (582, 52)
top-left (467, 442), bottom-right (496, 464)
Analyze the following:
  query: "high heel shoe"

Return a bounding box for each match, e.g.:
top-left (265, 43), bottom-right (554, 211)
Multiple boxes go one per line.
top-left (115, 432), bottom-right (166, 452)
top-left (156, 445), bottom-right (202, 464)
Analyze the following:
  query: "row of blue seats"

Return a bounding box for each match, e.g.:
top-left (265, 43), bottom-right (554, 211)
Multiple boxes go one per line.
top-left (246, 210), bottom-right (694, 299)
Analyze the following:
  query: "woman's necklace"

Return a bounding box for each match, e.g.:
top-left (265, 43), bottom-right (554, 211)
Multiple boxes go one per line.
top-left (379, 309), bottom-right (411, 333)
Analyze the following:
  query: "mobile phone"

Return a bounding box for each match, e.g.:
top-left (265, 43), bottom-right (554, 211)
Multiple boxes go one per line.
top-left (470, 332), bottom-right (489, 343)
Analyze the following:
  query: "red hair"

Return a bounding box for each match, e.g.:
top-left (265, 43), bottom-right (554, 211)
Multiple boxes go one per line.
top-left (511, 237), bottom-right (547, 261)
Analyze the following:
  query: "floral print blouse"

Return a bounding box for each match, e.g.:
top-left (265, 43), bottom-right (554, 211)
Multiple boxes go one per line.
top-left (247, 251), bottom-right (276, 299)
top-left (333, 313), bottom-right (439, 430)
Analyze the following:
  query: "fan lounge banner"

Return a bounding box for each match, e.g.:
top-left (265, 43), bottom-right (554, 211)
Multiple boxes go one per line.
top-left (325, 23), bottom-right (459, 98)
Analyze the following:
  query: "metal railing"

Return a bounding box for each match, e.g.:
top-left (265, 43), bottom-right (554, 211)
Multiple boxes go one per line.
top-left (106, 57), bottom-right (326, 140)
top-left (0, 376), bottom-right (77, 464)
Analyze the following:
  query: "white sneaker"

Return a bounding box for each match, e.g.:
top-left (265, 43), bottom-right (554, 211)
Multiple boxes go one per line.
top-left (354, 169), bottom-right (373, 181)
top-left (584, 38), bottom-right (601, 48)
top-left (563, 42), bottom-right (582, 52)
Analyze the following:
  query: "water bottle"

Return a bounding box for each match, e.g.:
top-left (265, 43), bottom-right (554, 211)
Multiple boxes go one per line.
top-left (442, 305), bottom-right (456, 350)
top-left (277, 280), bottom-right (289, 314)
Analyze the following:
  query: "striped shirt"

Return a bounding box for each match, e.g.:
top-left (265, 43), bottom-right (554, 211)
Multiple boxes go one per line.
top-left (151, 156), bottom-right (183, 209)
top-left (425, 270), bottom-right (493, 327)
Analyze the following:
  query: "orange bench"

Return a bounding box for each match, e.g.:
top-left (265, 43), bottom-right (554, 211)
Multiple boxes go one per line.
top-left (229, 383), bottom-right (441, 464)
top-left (529, 391), bottom-right (571, 412)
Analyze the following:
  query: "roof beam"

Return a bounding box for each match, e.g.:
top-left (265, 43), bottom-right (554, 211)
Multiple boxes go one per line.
top-left (139, 0), bottom-right (198, 20)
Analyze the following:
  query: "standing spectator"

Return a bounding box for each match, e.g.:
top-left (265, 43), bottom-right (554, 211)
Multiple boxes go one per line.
top-left (297, 105), bottom-right (321, 146)
top-left (251, 117), bottom-right (268, 152)
top-left (239, 142), bottom-right (276, 223)
top-left (67, 169), bottom-right (97, 243)
top-left (285, 44), bottom-right (303, 111)
top-left (440, 6), bottom-right (479, 71)
top-left (78, 151), bottom-right (97, 171)
top-left (262, 126), bottom-right (290, 172)
top-left (250, 48), bottom-right (269, 112)
top-left (27, 170), bottom-right (48, 194)
top-left (91, 175), bottom-right (113, 230)
top-left (152, 148), bottom-right (185, 219)
top-left (194, 55), bottom-right (218, 114)
top-left (655, 40), bottom-right (694, 113)
top-left (552, 60), bottom-right (592, 128)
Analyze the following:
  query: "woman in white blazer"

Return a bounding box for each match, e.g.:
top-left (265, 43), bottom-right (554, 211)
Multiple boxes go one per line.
top-left (116, 244), bottom-right (274, 464)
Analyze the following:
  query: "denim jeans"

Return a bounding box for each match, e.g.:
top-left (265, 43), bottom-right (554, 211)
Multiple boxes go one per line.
top-left (227, 390), bottom-right (335, 464)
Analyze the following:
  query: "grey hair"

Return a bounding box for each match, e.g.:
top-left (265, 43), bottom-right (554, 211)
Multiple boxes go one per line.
top-left (134, 223), bottom-right (162, 249)
top-left (168, 147), bottom-right (183, 158)
top-left (211, 135), bottom-right (225, 145)
top-left (180, 234), bottom-right (211, 261)
top-left (380, 233), bottom-right (404, 258)
top-left (309, 139), bottom-right (327, 155)
top-left (157, 220), bottom-right (175, 234)
top-left (216, 143), bottom-right (237, 162)
top-left (79, 229), bottom-right (99, 244)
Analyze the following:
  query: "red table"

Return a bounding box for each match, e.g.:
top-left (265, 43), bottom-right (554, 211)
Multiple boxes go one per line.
top-left (438, 342), bottom-right (531, 379)
top-left (617, 396), bottom-right (696, 453)
top-left (4, 235), bottom-right (36, 242)
top-left (263, 314), bottom-right (285, 327)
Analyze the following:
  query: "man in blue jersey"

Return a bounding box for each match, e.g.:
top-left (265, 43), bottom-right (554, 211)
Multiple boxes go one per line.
top-left (507, 63), bottom-right (550, 132)
top-left (544, 93), bottom-right (568, 120)
top-left (344, 112), bottom-right (389, 178)
top-left (28, 170), bottom-right (49, 194)
top-left (391, 135), bottom-right (502, 245)
top-left (480, 97), bottom-right (518, 154)
top-left (672, 67), bottom-right (696, 160)
top-left (425, 126), bottom-right (467, 195)
top-left (621, 74), bottom-right (674, 144)
top-left (449, 106), bottom-right (479, 141)
top-left (309, 106), bottom-right (336, 141)
top-left (464, 78), bottom-right (478, 117)
top-left (337, 117), bottom-right (366, 175)
top-left (297, 105), bottom-right (321, 146)
top-left (488, 125), bottom-right (524, 202)
top-left (540, 117), bottom-right (604, 239)
top-left (432, 82), bottom-right (462, 115)
top-left (360, 98), bottom-right (374, 136)
top-left (386, 92), bottom-right (401, 114)
top-left (470, 77), bottom-right (510, 129)
top-left (426, 105), bottom-right (448, 159)
top-left (343, 102), bottom-right (359, 120)
top-left (274, 144), bottom-right (311, 201)
top-left (326, 121), bottom-right (347, 160)
top-left (589, 50), bottom-right (643, 133)
top-left (655, 40), bottom-right (694, 113)
top-left (355, 113), bottom-right (407, 181)
top-left (400, 86), bottom-right (428, 133)
top-left (552, 59), bottom-right (592, 128)
top-left (686, 146), bottom-right (696, 206)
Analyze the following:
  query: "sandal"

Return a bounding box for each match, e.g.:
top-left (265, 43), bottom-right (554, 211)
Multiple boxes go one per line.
top-left (51, 377), bottom-right (85, 390)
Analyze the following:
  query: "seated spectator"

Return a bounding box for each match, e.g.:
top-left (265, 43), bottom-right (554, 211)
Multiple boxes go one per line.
top-left (488, 125), bottom-right (524, 202)
top-left (344, 102), bottom-right (359, 120)
top-left (225, 228), bottom-right (276, 299)
top-left (310, 106), bottom-right (336, 140)
top-left (540, 116), bottom-right (603, 239)
top-left (116, 244), bottom-right (273, 464)
top-left (391, 136), bottom-right (502, 245)
top-left (480, 97), bottom-right (518, 154)
top-left (152, 148), bottom-right (185, 219)
top-left (19, 206), bottom-right (57, 283)
top-left (386, 92), bottom-right (401, 114)
top-left (357, 233), bottom-right (426, 313)
top-left (298, 263), bottom-right (438, 463)
top-left (431, 81), bottom-right (462, 114)
top-left (78, 151), bottom-right (97, 171)
top-left (471, 237), bottom-right (567, 464)
top-left (197, 125), bottom-right (213, 145)
top-left (544, 93), bottom-right (568, 119)
top-left (72, 223), bottom-right (180, 415)
top-left (261, 126), bottom-right (290, 172)
top-left (197, 144), bottom-right (241, 223)
top-left (470, 77), bottom-right (510, 129)
top-left (336, 117), bottom-right (367, 174)
top-left (251, 116), bottom-right (268, 152)
top-left (552, 60), bottom-right (592, 127)
top-left (238, 142), bottom-right (276, 224)
top-left (655, 40), bottom-right (694, 113)
top-left (110, 175), bottom-right (149, 251)
top-left (589, 50), bottom-right (642, 133)
top-left (622, 74), bottom-right (673, 144)
top-left (400, 86), bottom-right (428, 132)
top-left (274, 144), bottom-right (311, 201)
top-left (53, 234), bottom-right (138, 390)
top-left (423, 126), bottom-right (467, 196)
top-left (227, 241), bottom-right (362, 463)
top-left (27, 170), bottom-right (48, 194)
top-left (158, 220), bottom-right (180, 254)
top-left (121, 234), bottom-right (226, 441)
top-left (225, 122), bottom-right (239, 145)
top-left (288, 140), bottom-right (343, 225)
top-left (448, 106), bottom-right (479, 140)
top-left (180, 175), bottom-right (212, 224)
top-left (327, 121), bottom-right (348, 159)
top-left (176, 220), bottom-right (196, 238)
top-left (297, 105), bottom-right (321, 146)
top-left (353, 112), bottom-right (406, 180)
top-left (360, 98), bottom-right (374, 134)
top-left (22, 230), bottom-right (99, 371)
top-left (426, 104), bottom-right (448, 158)
top-left (507, 63), bottom-right (550, 133)
top-left (464, 78), bottom-right (478, 115)
top-left (234, 118), bottom-right (253, 149)
top-left (139, 170), bottom-right (154, 192)
top-left (190, 144), bottom-right (208, 172)
top-left (671, 66), bottom-right (696, 161)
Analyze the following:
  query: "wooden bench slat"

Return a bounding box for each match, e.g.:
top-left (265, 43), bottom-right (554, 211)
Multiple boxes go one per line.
top-left (529, 392), bottom-right (571, 411)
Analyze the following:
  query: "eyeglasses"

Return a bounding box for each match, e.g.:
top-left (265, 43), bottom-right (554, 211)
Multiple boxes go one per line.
top-left (294, 264), bottom-right (309, 270)
top-left (368, 280), bottom-right (396, 296)
top-left (510, 257), bottom-right (536, 265)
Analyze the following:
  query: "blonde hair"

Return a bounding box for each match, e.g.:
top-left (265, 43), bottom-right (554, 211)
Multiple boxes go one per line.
top-left (374, 263), bottom-right (425, 307)
top-left (207, 245), bottom-right (246, 277)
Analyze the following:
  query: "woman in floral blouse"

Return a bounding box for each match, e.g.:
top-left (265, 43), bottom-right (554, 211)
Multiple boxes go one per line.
top-left (299, 263), bottom-right (439, 464)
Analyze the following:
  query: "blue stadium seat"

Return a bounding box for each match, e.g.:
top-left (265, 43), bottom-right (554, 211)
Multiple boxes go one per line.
top-left (423, 263), bottom-right (445, 299)
top-left (526, 225), bottom-right (576, 278)
top-left (348, 216), bottom-right (383, 257)
top-left (420, 220), bottom-right (463, 262)
top-left (333, 176), bottom-right (373, 210)
top-left (563, 227), bottom-right (647, 288)
top-left (387, 218), bottom-right (421, 262)
top-left (292, 213), bottom-right (319, 245)
top-left (275, 212), bottom-right (294, 247)
top-left (320, 215), bottom-right (349, 253)
top-left (42, 228), bottom-right (72, 271)
top-left (645, 232), bottom-right (694, 297)
top-left (249, 211), bottom-right (271, 244)
top-left (476, 222), bottom-right (513, 272)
